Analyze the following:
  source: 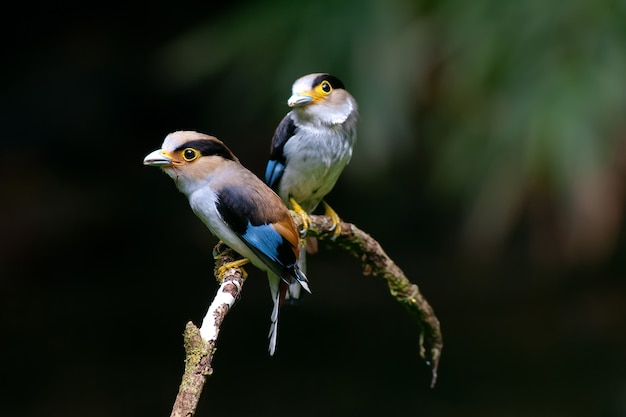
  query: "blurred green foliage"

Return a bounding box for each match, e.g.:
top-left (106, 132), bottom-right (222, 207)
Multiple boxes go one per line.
top-left (157, 0), bottom-right (626, 264)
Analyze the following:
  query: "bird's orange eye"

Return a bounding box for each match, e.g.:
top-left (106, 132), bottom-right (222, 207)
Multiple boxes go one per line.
top-left (320, 80), bottom-right (332, 94)
top-left (182, 148), bottom-right (199, 161)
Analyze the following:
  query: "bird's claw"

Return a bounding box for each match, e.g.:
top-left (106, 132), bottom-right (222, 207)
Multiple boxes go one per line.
top-left (299, 215), bottom-right (311, 238)
top-left (289, 198), bottom-right (311, 237)
top-left (322, 201), bottom-right (342, 240)
top-left (216, 258), bottom-right (250, 281)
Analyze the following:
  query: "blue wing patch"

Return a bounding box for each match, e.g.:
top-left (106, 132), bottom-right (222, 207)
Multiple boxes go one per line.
top-left (215, 184), bottom-right (300, 283)
top-left (241, 221), bottom-right (297, 282)
top-left (265, 114), bottom-right (297, 189)
top-left (265, 159), bottom-right (285, 189)
top-left (242, 222), bottom-right (283, 262)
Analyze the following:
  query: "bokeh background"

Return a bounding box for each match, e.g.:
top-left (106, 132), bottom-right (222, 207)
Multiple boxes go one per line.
top-left (3, 1), bottom-right (626, 416)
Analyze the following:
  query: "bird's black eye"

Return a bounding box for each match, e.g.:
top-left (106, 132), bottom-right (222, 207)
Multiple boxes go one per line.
top-left (182, 148), bottom-right (199, 161)
top-left (320, 80), bottom-right (332, 94)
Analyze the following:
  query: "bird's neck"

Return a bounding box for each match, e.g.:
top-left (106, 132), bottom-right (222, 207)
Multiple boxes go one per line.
top-left (293, 103), bottom-right (354, 127)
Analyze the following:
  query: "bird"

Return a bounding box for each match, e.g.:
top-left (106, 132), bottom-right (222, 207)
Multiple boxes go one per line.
top-left (264, 73), bottom-right (358, 299)
top-left (143, 130), bottom-right (310, 355)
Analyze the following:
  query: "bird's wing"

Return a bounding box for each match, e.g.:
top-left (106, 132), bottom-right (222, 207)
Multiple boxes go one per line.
top-left (215, 183), bottom-right (301, 282)
top-left (265, 114), bottom-right (297, 189)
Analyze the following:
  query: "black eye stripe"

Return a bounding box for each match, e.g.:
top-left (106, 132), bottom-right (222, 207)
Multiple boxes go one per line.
top-left (174, 139), bottom-right (237, 161)
top-left (311, 74), bottom-right (345, 90)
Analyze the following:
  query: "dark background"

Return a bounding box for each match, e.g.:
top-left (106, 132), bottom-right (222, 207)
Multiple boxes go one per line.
top-left (2, 1), bottom-right (626, 416)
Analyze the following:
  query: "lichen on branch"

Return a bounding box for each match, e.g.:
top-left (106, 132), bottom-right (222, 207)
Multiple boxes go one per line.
top-left (300, 214), bottom-right (442, 388)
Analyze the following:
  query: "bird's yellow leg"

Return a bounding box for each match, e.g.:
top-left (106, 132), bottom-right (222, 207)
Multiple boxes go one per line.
top-left (217, 258), bottom-right (249, 280)
top-left (289, 198), bottom-right (311, 237)
top-left (322, 201), bottom-right (342, 239)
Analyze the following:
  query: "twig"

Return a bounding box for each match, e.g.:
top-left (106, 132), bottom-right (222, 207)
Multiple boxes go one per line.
top-left (169, 215), bottom-right (443, 417)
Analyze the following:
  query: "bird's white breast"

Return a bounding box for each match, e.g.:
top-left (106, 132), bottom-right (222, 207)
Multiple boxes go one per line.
top-left (279, 126), bottom-right (354, 212)
top-left (186, 187), bottom-right (269, 273)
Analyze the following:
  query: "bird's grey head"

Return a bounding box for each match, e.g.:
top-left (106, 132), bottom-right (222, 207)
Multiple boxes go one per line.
top-left (287, 73), bottom-right (358, 126)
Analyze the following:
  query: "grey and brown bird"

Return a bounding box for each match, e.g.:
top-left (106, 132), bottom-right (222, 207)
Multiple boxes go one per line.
top-left (144, 130), bottom-right (310, 355)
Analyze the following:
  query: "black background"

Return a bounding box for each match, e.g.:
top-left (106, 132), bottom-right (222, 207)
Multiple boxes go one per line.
top-left (2, 2), bottom-right (625, 416)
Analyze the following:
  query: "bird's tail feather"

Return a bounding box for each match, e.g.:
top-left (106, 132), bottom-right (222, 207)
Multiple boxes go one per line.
top-left (286, 245), bottom-right (309, 302)
top-left (268, 273), bottom-right (280, 356)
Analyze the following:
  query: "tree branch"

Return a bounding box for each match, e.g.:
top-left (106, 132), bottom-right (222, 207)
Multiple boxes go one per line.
top-left (169, 244), bottom-right (245, 417)
top-left (303, 214), bottom-right (442, 387)
top-left (169, 215), bottom-right (443, 417)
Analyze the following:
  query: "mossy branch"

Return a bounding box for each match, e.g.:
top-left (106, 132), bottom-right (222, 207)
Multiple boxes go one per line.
top-left (169, 215), bottom-right (443, 417)
top-left (169, 245), bottom-right (244, 417)
top-left (304, 214), bottom-right (442, 387)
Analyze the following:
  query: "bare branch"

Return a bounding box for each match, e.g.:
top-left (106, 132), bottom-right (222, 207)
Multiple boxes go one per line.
top-left (303, 214), bottom-right (443, 388)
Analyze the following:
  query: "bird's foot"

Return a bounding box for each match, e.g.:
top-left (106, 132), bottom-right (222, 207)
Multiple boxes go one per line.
top-left (322, 201), bottom-right (342, 240)
top-left (289, 198), bottom-right (311, 237)
top-left (217, 258), bottom-right (250, 281)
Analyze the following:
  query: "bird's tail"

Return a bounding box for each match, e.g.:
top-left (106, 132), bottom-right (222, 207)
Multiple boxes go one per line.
top-left (285, 245), bottom-right (307, 302)
top-left (268, 273), bottom-right (281, 356)
top-left (268, 263), bottom-right (311, 355)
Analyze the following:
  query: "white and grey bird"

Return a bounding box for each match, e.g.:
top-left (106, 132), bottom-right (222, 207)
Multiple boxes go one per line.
top-left (144, 131), bottom-right (310, 355)
top-left (265, 73), bottom-right (358, 299)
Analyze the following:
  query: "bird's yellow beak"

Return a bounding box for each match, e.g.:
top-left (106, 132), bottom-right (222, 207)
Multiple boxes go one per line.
top-left (144, 149), bottom-right (173, 167)
top-left (288, 92), bottom-right (315, 107)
